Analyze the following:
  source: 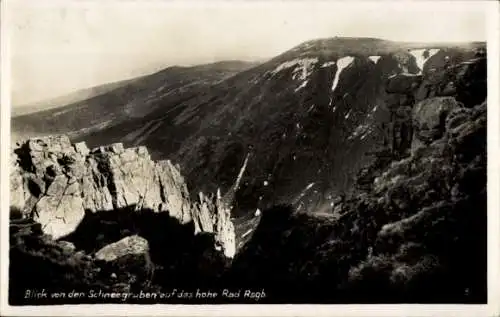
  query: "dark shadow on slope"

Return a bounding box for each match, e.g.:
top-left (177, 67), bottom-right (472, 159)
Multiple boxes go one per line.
top-left (226, 192), bottom-right (486, 304)
top-left (63, 206), bottom-right (231, 287)
top-left (9, 206), bottom-right (230, 305)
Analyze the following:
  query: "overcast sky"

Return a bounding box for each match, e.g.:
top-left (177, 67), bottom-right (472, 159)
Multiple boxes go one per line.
top-left (9, 0), bottom-right (487, 107)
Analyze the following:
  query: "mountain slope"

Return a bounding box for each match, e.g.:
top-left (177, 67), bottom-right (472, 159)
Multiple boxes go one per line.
top-left (13, 38), bottom-right (485, 219)
top-left (11, 61), bottom-right (256, 143)
top-left (130, 38), bottom-right (484, 215)
top-left (8, 63), bottom-right (487, 303)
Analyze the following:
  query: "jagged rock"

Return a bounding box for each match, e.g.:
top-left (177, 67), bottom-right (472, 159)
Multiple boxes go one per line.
top-left (94, 235), bottom-right (149, 262)
top-left (156, 160), bottom-right (192, 223)
top-left (81, 156), bottom-right (114, 212)
top-left (64, 180), bottom-right (81, 196)
top-left (11, 135), bottom-right (239, 258)
top-left (193, 192), bottom-right (216, 233)
top-left (10, 154), bottom-right (25, 214)
top-left (108, 143), bottom-right (125, 154)
top-left (45, 175), bottom-right (68, 196)
top-left (416, 57), bottom-right (486, 104)
top-left (74, 141), bottom-right (90, 157)
top-left (214, 189), bottom-right (236, 258)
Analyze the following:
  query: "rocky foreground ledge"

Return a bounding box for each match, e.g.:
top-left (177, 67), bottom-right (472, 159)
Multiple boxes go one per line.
top-left (10, 136), bottom-right (244, 258)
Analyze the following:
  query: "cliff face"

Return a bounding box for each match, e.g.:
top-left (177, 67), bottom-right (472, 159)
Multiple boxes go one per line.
top-left (10, 137), bottom-right (242, 258)
top-left (227, 54), bottom-right (487, 303)
top-left (383, 55), bottom-right (486, 158)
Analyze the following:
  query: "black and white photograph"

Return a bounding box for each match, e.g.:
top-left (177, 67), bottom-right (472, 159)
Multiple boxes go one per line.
top-left (1, 0), bottom-right (499, 315)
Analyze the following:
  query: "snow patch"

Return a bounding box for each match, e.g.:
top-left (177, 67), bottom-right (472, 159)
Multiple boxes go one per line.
top-left (242, 229), bottom-right (253, 238)
top-left (331, 56), bottom-right (355, 93)
top-left (409, 48), bottom-right (440, 74)
top-left (295, 80), bottom-right (308, 92)
top-left (263, 180), bottom-right (269, 186)
top-left (345, 110), bottom-right (352, 119)
top-left (369, 56), bottom-right (381, 63)
top-left (271, 58), bottom-right (318, 81)
top-left (349, 124), bottom-right (369, 140)
top-left (254, 209), bottom-right (261, 217)
top-left (321, 61), bottom-right (336, 68)
top-left (52, 109), bottom-right (72, 117)
top-left (372, 105), bottom-right (378, 112)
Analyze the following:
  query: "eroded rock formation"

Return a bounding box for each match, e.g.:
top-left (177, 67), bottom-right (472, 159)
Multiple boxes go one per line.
top-left (10, 137), bottom-right (245, 258)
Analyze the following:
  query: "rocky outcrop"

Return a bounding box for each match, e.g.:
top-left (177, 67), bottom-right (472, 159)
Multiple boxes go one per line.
top-left (411, 97), bottom-right (460, 151)
top-left (189, 154), bottom-right (248, 258)
top-left (10, 136), bottom-right (244, 258)
top-left (416, 56), bottom-right (486, 106)
top-left (382, 56), bottom-right (486, 157)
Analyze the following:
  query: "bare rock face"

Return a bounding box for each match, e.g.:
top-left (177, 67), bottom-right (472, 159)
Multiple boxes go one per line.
top-left (412, 97), bottom-right (460, 150)
top-left (156, 160), bottom-right (193, 224)
top-left (94, 235), bottom-right (149, 262)
top-left (10, 154), bottom-right (25, 215)
top-left (11, 135), bottom-right (87, 239)
top-left (11, 136), bottom-right (240, 258)
top-left (89, 145), bottom-right (164, 212)
top-left (191, 190), bottom-right (236, 258)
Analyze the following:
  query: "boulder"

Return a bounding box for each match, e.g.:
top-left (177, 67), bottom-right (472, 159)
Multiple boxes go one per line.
top-left (58, 240), bottom-right (76, 253)
top-left (94, 235), bottom-right (149, 262)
